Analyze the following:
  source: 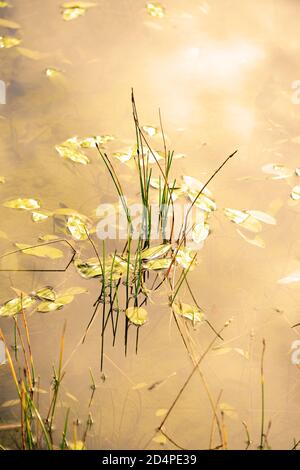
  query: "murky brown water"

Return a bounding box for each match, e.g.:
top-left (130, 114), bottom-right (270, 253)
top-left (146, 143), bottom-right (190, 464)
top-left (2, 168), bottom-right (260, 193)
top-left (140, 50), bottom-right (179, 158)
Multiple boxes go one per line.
top-left (1, 0), bottom-right (300, 450)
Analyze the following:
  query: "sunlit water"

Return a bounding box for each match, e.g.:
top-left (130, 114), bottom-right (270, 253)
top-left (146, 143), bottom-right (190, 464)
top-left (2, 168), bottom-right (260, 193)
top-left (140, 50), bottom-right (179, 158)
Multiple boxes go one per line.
top-left (1, 0), bottom-right (300, 450)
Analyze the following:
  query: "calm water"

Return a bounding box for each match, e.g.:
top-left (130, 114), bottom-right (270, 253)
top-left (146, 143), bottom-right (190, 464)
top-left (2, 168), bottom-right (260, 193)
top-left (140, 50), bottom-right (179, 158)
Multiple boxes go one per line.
top-left (1, 0), bottom-right (300, 450)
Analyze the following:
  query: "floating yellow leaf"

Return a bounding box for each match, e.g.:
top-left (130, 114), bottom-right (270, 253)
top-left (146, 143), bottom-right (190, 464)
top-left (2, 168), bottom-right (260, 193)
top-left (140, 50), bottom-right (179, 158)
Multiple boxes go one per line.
top-left (3, 198), bottom-right (40, 210)
top-left (155, 409), bottom-right (168, 417)
top-left (187, 191), bottom-right (216, 212)
top-left (172, 301), bottom-right (204, 324)
top-left (143, 258), bottom-right (171, 270)
top-left (152, 432), bottom-right (167, 445)
top-left (126, 307), bottom-right (148, 326)
top-left (141, 243), bottom-right (171, 260)
top-left (224, 208), bottom-right (261, 233)
top-left (0, 176), bottom-right (5, 183)
top-left (146, 2), bottom-right (165, 18)
top-left (0, 18), bottom-right (20, 29)
top-left (31, 210), bottom-right (52, 223)
top-left (291, 186), bottom-right (300, 200)
top-left (0, 36), bottom-right (21, 48)
top-left (45, 67), bottom-right (64, 79)
top-left (15, 243), bottom-right (63, 259)
top-left (75, 258), bottom-right (102, 279)
top-left (246, 210), bottom-right (276, 225)
top-left (0, 2), bottom-right (11, 7)
top-left (192, 222), bottom-right (209, 244)
top-left (62, 7), bottom-right (85, 21)
top-left (0, 296), bottom-right (36, 317)
top-left (56, 138), bottom-right (90, 165)
top-left (67, 215), bottom-right (89, 240)
top-left (278, 270), bottom-right (300, 285)
top-left (35, 287), bottom-right (56, 302)
top-left (224, 208), bottom-right (249, 224)
top-left (175, 247), bottom-right (196, 270)
top-left (296, 168), bottom-right (300, 176)
top-left (142, 125), bottom-right (158, 137)
top-left (37, 295), bottom-right (74, 313)
top-left (219, 402), bottom-right (238, 420)
top-left (79, 135), bottom-right (114, 148)
top-left (182, 175), bottom-right (212, 197)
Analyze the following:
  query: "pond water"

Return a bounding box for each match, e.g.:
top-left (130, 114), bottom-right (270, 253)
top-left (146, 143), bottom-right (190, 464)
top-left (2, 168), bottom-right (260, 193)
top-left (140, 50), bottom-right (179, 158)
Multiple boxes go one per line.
top-left (1, 0), bottom-right (300, 450)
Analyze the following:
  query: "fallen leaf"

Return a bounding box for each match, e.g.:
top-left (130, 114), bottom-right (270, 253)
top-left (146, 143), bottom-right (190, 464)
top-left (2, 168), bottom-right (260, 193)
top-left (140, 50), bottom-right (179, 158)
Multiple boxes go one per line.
top-left (3, 198), bottom-right (40, 210)
top-left (172, 300), bottom-right (204, 324)
top-left (126, 306), bottom-right (148, 326)
top-left (67, 215), bottom-right (89, 240)
top-left (0, 36), bottom-right (21, 48)
top-left (15, 243), bottom-right (63, 259)
top-left (146, 2), bottom-right (165, 18)
top-left (141, 243), bottom-right (171, 260)
top-left (219, 402), bottom-right (238, 420)
top-left (55, 138), bottom-right (90, 165)
top-left (0, 296), bottom-right (36, 317)
top-left (0, 18), bottom-right (20, 29)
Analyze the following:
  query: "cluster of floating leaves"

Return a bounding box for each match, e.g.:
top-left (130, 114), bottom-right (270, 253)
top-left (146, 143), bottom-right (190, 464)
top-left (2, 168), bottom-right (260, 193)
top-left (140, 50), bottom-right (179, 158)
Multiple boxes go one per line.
top-left (0, 286), bottom-right (87, 317)
top-left (55, 135), bottom-right (114, 164)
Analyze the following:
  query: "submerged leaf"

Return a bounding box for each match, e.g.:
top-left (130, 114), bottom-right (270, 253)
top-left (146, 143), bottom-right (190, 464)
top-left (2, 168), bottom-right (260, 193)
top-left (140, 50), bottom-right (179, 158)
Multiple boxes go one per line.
top-left (1, 399), bottom-right (20, 408)
top-left (224, 208), bottom-right (262, 233)
top-left (262, 163), bottom-right (293, 180)
top-left (141, 243), bottom-right (171, 260)
top-left (17, 47), bottom-right (48, 60)
top-left (0, 18), bottom-right (20, 29)
top-left (3, 198), bottom-right (40, 210)
top-left (236, 229), bottom-right (265, 248)
top-left (56, 139), bottom-right (90, 165)
top-left (146, 2), bottom-right (165, 18)
top-left (0, 296), bottom-right (35, 317)
top-left (15, 243), bottom-right (63, 259)
top-left (126, 307), bottom-right (148, 326)
top-left (0, 36), bottom-right (21, 48)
